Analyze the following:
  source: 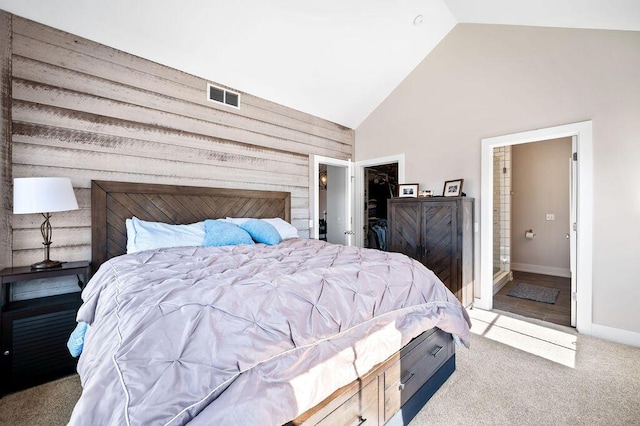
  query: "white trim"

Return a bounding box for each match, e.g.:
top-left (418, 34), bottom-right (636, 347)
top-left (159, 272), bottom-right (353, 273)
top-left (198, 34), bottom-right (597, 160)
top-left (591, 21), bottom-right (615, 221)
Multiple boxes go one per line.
top-left (570, 135), bottom-right (578, 327)
top-left (479, 121), bottom-right (593, 336)
top-left (354, 154), bottom-right (405, 247)
top-left (511, 263), bottom-right (571, 278)
top-left (590, 324), bottom-right (640, 348)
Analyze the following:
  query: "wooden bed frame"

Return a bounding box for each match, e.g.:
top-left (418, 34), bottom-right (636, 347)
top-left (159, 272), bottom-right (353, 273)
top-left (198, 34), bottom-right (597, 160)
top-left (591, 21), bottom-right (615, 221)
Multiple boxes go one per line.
top-left (91, 180), bottom-right (291, 272)
top-left (90, 180), bottom-right (456, 425)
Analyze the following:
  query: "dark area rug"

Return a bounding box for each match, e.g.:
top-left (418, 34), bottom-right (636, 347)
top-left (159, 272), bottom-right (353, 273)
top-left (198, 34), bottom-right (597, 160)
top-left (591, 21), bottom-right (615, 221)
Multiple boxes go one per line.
top-left (507, 282), bottom-right (560, 304)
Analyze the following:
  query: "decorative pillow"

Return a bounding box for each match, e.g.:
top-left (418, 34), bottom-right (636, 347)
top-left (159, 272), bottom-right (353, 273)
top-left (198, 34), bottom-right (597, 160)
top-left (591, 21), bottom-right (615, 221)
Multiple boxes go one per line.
top-left (126, 217), bottom-right (205, 253)
top-left (67, 322), bottom-right (89, 358)
top-left (239, 219), bottom-right (282, 245)
top-left (204, 219), bottom-right (254, 247)
top-left (226, 217), bottom-right (299, 239)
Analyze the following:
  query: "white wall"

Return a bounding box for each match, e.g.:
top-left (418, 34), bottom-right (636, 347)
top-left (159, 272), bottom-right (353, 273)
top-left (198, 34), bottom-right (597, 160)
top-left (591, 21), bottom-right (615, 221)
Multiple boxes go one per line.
top-left (356, 24), bottom-right (640, 335)
top-left (511, 138), bottom-right (572, 276)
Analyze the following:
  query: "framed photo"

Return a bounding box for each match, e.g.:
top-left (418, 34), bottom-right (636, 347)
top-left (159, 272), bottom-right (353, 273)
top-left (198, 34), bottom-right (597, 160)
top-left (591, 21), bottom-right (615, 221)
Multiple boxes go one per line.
top-left (398, 183), bottom-right (419, 198)
top-left (443, 179), bottom-right (464, 197)
top-left (419, 190), bottom-right (433, 197)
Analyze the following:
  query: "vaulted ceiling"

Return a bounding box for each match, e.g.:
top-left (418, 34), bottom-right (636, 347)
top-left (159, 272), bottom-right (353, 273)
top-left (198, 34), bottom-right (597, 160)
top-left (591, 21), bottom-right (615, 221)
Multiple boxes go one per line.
top-left (1, 0), bottom-right (638, 128)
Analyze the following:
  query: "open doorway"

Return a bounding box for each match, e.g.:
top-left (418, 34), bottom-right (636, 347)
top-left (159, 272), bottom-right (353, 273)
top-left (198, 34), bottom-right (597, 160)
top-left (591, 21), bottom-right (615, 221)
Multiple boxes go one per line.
top-left (479, 120), bottom-right (593, 335)
top-left (311, 156), bottom-right (353, 245)
top-left (353, 154), bottom-right (405, 248)
top-left (492, 138), bottom-right (573, 327)
top-left (363, 163), bottom-right (398, 250)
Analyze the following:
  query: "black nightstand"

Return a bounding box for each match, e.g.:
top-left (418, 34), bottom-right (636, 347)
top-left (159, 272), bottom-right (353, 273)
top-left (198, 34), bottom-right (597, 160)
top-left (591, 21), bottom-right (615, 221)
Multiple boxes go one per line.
top-left (0, 261), bottom-right (89, 394)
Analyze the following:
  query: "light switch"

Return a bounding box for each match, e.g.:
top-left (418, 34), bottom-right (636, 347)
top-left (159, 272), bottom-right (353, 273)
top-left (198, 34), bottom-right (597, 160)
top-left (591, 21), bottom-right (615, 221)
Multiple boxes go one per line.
top-left (546, 213), bottom-right (555, 221)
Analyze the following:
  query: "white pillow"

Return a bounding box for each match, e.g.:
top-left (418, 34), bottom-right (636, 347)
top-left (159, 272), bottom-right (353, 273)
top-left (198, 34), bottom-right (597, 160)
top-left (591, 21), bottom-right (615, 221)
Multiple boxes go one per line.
top-left (226, 217), bottom-right (299, 239)
top-left (126, 217), bottom-right (205, 253)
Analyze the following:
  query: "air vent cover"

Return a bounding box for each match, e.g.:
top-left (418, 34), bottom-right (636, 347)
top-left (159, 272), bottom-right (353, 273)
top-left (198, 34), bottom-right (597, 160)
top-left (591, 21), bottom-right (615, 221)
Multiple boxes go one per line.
top-left (207, 83), bottom-right (240, 108)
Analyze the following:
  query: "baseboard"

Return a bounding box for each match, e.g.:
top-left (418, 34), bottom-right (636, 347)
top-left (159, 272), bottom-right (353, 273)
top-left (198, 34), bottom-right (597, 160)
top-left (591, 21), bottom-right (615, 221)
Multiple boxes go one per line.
top-left (493, 271), bottom-right (511, 295)
top-left (591, 323), bottom-right (640, 348)
top-left (511, 263), bottom-right (571, 278)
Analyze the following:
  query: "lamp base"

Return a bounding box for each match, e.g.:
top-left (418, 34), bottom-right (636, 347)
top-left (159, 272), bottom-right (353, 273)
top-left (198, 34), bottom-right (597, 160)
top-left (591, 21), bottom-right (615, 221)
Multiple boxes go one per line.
top-left (31, 259), bottom-right (63, 270)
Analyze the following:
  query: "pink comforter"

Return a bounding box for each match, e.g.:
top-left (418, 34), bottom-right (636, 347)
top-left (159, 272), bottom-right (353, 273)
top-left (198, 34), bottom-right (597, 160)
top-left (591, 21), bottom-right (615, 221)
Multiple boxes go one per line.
top-left (69, 238), bottom-right (470, 425)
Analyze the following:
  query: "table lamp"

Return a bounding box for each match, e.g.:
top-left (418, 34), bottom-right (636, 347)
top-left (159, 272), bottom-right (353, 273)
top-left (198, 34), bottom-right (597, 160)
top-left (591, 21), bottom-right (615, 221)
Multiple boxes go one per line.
top-left (13, 177), bottom-right (79, 269)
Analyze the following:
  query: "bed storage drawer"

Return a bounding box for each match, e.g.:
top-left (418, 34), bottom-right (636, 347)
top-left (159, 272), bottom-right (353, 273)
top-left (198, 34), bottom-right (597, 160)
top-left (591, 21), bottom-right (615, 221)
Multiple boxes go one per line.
top-left (383, 328), bottom-right (453, 422)
top-left (287, 328), bottom-right (456, 426)
top-left (316, 376), bottom-right (379, 426)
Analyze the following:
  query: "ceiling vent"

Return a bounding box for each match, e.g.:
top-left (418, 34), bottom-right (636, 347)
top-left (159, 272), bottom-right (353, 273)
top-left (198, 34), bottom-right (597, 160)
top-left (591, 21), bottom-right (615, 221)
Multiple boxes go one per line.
top-left (207, 83), bottom-right (240, 108)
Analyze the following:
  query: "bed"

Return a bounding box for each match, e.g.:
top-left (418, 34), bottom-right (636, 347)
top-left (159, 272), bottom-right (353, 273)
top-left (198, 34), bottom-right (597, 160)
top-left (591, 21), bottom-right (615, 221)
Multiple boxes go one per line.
top-left (69, 180), bottom-right (471, 425)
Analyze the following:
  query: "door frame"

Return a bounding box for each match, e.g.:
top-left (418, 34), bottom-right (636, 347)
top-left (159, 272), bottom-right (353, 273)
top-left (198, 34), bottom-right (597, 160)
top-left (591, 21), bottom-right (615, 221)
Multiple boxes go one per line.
top-left (354, 154), bottom-right (405, 247)
top-left (310, 155), bottom-right (353, 244)
top-left (479, 121), bottom-right (593, 335)
top-left (570, 135), bottom-right (577, 327)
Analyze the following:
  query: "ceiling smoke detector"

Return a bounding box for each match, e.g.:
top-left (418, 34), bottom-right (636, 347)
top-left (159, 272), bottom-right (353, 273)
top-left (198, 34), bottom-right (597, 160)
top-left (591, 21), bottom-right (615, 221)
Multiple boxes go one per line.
top-left (413, 14), bottom-right (424, 26)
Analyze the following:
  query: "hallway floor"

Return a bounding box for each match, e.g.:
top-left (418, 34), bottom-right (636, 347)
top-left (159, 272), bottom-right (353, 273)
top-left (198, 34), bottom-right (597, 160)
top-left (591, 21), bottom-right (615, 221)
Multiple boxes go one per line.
top-left (493, 271), bottom-right (572, 327)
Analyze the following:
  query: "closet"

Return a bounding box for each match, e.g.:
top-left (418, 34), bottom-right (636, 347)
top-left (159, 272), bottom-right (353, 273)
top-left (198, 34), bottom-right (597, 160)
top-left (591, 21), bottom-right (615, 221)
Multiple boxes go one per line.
top-left (364, 164), bottom-right (398, 250)
top-left (387, 197), bottom-right (474, 307)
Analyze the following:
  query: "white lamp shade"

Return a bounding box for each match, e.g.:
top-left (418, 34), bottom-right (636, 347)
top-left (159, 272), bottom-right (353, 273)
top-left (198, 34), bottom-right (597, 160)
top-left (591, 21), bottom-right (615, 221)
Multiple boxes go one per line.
top-left (13, 177), bottom-right (79, 214)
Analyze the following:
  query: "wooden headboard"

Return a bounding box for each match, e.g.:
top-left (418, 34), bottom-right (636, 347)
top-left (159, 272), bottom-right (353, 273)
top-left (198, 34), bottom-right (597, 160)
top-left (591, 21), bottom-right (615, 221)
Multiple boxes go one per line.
top-left (91, 180), bottom-right (291, 271)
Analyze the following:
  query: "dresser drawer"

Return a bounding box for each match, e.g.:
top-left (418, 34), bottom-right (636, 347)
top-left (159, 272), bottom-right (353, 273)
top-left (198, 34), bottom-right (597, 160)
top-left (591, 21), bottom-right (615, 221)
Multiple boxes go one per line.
top-left (317, 376), bottom-right (379, 426)
top-left (383, 329), bottom-right (453, 421)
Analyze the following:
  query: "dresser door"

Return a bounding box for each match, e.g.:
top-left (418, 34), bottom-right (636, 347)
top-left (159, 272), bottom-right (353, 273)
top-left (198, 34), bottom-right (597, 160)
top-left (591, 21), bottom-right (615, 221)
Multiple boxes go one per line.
top-left (388, 200), bottom-right (422, 261)
top-left (422, 202), bottom-right (459, 299)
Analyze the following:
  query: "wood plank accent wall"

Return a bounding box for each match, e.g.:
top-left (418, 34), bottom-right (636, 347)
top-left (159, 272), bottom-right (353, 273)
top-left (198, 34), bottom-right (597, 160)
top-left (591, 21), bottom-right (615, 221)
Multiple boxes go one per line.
top-left (0, 12), bottom-right (11, 271)
top-left (0, 11), bottom-right (354, 269)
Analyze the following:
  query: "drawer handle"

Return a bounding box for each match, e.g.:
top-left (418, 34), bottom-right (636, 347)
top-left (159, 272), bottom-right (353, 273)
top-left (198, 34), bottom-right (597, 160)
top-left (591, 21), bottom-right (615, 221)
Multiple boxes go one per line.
top-left (356, 415), bottom-right (367, 425)
top-left (430, 345), bottom-right (444, 357)
top-left (398, 371), bottom-right (415, 390)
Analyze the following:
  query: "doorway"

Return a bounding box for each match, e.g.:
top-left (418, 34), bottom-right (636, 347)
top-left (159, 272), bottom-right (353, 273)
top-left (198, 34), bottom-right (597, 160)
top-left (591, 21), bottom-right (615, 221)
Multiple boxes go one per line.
top-left (353, 154), bottom-right (405, 248)
top-left (492, 138), bottom-right (573, 327)
top-left (311, 156), bottom-right (353, 245)
top-left (363, 163), bottom-right (398, 250)
top-left (479, 121), bottom-right (593, 335)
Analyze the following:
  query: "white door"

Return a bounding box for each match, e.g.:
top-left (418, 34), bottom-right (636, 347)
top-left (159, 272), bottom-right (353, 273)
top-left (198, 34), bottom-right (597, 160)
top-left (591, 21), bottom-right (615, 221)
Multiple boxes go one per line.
top-left (312, 156), bottom-right (353, 246)
top-left (570, 136), bottom-right (578, 327)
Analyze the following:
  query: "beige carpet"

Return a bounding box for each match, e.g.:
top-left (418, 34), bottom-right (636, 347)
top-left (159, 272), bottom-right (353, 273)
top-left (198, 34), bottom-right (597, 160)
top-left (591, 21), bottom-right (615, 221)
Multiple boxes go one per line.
top-left (0, 374), bottom-right (81, 426)
top-left (1, 311), bottom-right (639, 425)
top-left (412, 312), bottom-right (640, 425)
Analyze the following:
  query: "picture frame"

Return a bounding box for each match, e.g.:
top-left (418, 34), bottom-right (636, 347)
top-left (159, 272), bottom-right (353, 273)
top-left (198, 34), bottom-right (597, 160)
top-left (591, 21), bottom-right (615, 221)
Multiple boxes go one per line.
top-left (398, 183), bottom-right (419, 198)
top-left (418, 190), bottom-right (433, 198)
top-left (443, 179), bottom-right (464, 197)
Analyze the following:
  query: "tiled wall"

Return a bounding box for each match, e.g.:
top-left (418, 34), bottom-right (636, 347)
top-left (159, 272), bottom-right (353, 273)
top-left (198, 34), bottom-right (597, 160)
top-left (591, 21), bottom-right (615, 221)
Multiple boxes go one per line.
top-left (493, 146), bottom-right (511, 276)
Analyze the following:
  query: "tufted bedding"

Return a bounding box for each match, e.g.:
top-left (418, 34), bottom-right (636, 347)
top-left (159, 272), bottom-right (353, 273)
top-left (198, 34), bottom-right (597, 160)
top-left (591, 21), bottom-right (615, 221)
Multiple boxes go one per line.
top-left (69, 238), bottom-right (471, 425)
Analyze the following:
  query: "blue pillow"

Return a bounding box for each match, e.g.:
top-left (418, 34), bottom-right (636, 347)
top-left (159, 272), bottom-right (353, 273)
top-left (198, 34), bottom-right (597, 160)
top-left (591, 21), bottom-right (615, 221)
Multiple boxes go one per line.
top-left (204, 220), bottom-right (254, 247)
top-left (239, 219), bottom-right (282, 245)
top-left (67, 322), bottom-right (89, 357)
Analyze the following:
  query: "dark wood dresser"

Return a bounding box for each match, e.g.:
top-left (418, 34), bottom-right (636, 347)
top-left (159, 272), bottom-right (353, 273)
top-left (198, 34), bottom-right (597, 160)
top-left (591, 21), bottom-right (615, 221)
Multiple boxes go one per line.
top-left (387, 197), bottom-right (474, 307)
